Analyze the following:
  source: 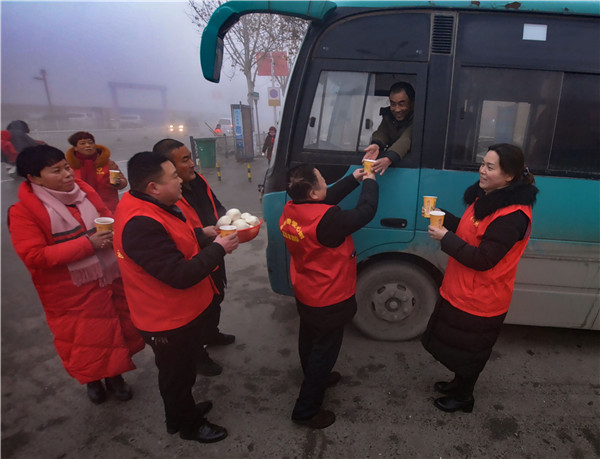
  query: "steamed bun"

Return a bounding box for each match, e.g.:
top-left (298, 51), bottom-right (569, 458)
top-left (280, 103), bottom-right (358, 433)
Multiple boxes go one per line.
top-left (226, 208), bottom-right (242, 221)
top-left (233, 219), bottom-right (250, 229)
top-left (216, 215), bottom-right (232, 227)
top-left (246, 216), bottom-right (260, 226)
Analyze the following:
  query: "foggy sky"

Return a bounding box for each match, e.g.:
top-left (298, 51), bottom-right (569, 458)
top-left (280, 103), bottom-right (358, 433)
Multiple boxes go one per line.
top-left (1, 0), bottom-right (280, 123)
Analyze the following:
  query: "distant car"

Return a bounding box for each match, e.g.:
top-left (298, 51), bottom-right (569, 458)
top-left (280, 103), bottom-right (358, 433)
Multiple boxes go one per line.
top-left (217, 118), bottom-right (233, 135)
top-left (118, 114), bottom-right (144, 128)
top-left (169, 122), bottom-right (185, 133)
top-left (110, 114), bottom-right (144, 129)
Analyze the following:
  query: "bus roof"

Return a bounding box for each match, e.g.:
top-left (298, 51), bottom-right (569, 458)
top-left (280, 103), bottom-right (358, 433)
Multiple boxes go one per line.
top-left (200, 0), bottom-right (600, 82)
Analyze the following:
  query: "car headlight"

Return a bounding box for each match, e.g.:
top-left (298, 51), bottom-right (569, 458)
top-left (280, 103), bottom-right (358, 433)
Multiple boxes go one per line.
top-left (169, 124), bottom-right (174, 131)
top-left (178, 125), bottom-right (184, 132)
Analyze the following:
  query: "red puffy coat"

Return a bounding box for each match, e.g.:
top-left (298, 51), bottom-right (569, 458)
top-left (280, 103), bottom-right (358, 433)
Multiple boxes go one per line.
top-left (1, 130), bottom-right (18, 164)
top-left (8, 179), bottom-right (144, 384)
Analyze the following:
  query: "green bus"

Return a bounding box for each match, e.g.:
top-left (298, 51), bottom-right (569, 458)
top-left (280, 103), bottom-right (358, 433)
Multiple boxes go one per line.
top-left (201, 1), bottom-right (600, 340)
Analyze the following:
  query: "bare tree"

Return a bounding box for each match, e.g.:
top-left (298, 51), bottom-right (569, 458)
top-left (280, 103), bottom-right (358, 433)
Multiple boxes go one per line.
top-left (188, 0), bottom-right (307, 101)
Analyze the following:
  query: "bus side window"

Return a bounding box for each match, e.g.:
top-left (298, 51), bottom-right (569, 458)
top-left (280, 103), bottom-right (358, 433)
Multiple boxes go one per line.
top-left (303, 71), bottom-right (369, 151)
top-left (548, 73), bottom-right (600, 174)
top-left (447, 67), bottom-right (599, 178)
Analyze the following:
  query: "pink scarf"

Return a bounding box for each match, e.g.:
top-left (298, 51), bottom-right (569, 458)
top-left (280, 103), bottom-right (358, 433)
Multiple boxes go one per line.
top-left (31, 183), bottom-right (120, 287)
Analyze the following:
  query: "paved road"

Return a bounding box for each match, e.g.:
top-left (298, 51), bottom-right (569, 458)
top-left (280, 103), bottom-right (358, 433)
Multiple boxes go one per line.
top-left (1, 130), bottom-right (599, 458)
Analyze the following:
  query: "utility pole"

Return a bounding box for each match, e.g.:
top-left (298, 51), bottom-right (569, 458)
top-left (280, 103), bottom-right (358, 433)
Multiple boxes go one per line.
top-left (34, 69), bottom-right (53, 113)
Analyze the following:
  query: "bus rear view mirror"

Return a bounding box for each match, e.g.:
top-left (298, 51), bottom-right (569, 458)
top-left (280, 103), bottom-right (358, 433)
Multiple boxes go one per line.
top-left (309, 117), bottom-right (316, 127)
top-left (365, 119), bottom-right (372, 129)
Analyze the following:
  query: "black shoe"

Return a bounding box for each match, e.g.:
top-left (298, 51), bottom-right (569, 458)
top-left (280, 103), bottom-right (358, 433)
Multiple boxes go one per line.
top-left (196, 356), bottom-right (223, 376)
top-left (179, 421), bottom-right (228, 443)
top-left (86, 380), bottom-right (107, 404)
top-left (434, 379), bottom-right (461, 395)
top-left (326, 371), bottom-right (341, 388)
top-left (105, 375), bottom-right (133, 401)
top-left (206, 333), bottom-right (236, 347)
top-left (292, 409), bottom-right (336, 429)
top-left (166, 401), bottom-right (214, 434)
top-left (433, 395), bottom-right (475, 413)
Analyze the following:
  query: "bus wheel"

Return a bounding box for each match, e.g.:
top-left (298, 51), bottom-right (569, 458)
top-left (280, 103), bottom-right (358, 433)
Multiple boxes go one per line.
top-left (354, 260), bottom-right (438, 341)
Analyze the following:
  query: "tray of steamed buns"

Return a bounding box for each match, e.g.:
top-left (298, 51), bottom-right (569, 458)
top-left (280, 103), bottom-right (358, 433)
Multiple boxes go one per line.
top-left (216, 208), bottom-right (263, 243)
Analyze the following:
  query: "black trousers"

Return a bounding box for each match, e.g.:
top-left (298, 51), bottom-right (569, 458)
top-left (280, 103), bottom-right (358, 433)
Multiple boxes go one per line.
top-left (138, 299), bottom-right (219, 433)
top-left (292, 296), bottom-right (356, 420)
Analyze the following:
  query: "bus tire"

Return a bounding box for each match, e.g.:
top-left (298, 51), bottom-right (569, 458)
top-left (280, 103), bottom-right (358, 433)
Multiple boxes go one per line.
top-left (354, 260), bottom-right (438, 341)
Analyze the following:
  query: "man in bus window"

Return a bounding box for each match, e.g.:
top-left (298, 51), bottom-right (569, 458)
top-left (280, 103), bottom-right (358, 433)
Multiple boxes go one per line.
top-left (362, 82), bottom-right (415, 175)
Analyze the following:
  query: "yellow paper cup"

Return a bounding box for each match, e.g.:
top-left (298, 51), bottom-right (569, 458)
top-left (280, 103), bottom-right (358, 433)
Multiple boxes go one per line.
top-left (95, 217), bottom-right (114, 232)
top-left (362, 159), bottom-right (376, 173)
top-left (429, 210), bottom-right (445, 228)
top-left (219, 225), bottom-right (237, 237)
top-left (109, 170), bottom-right (120, 185)
top-left (423, 196), bottom-right (437, 218)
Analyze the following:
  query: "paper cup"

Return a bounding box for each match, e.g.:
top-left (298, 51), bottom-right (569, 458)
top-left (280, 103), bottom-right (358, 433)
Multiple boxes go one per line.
top-left (429, 210), bottom-right (445, 228)
top-left (109, 170), bottom-right (120, 185)
top-left (423, 196), bottom-right (437, 218)
top-left (95, 217), bottom-right (114, 232)
top-left (362, 159), bottom-right (376, 173)
top-left (219, 225), bottom-right (237, 237)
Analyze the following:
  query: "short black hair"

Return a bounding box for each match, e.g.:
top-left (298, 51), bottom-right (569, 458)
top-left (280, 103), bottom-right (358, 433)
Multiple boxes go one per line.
top-left (286, 163), bottom-right (318, 202)
top-left (389, 82), bottom-right (415, 102)
top-left (127, 151), bottom-right (170, 192)
top-left (152, 138), bottom-right (184, 159)
top-left (16, 144), bottom-right (65, 178)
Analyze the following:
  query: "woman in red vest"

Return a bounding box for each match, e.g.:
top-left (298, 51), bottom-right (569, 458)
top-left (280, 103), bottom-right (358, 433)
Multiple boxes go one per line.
top-left (66, 131), bottom-right (127, 212)
top-left (422, 143), bottom-right (538, 413)
top-left (280, 164), bottom-right (378, 429)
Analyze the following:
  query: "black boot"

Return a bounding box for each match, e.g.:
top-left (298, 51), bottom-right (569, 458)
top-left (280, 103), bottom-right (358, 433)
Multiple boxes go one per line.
top-left (179, 420), bottom-right (228, 443)
top-left (166, 401), bottom-right (214, 435)
top-left (105, 375), bottom-right (133, 401)
top-left (86, 380), bottom-right (107, 404)
top-left (434, 395), bottom-right (475, 413)
top-left (434, 378), bottom-right (461, 395)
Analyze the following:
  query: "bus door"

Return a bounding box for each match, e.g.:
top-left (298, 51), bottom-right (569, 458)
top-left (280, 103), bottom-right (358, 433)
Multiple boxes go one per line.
top-left (291, 59), bottom-right (428, 250)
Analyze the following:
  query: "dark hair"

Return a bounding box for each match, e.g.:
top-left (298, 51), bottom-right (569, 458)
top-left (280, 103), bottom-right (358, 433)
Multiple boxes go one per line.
top-left (389, 82), bottom-right (415, 102)
top-left (269, 126), bottom-right (277, 132)
top-left (488, 143), bottom-right (535, 185)
top-left (286, 163), bottom-right (319, 202)
top-left (16, 144), bottom-right (65, 178)
top-left (127, 151), bottom-right (170, 192)
top-left (152, 138), bottom-right (184, 159)
top-left (6, 120), bottom-right (30, 133)
top-left (68, 131), bottom-right (95, 146)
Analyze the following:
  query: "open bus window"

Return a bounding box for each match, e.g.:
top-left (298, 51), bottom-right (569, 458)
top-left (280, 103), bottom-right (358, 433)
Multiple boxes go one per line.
top-left (446, 66), bottom-right (599, 177)
top-left (303, 71), bottom-right (417, 158)
top-left (303, 71), bottom-right (369, 151)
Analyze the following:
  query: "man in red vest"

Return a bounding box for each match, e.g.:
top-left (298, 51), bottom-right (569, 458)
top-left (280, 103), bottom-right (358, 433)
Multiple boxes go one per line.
top-left (153, 138), bottom-right (235, 377)
top-left (113, 151), bottom-right (238, 443)
top-left (279, 164), bottom-right (378, 429)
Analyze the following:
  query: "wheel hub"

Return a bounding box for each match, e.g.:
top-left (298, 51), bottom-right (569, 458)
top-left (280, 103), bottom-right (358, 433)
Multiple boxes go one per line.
top-left (371, 283), bottom-right (416, 322)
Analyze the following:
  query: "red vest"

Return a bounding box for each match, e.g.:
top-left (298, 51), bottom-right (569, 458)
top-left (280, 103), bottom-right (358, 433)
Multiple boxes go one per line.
top-left (280, 201), bottom-right (356, 307)
top-left (113, 192), bottom-right (216, 332)
top-left (440, 203), bottom-right (532, 317)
